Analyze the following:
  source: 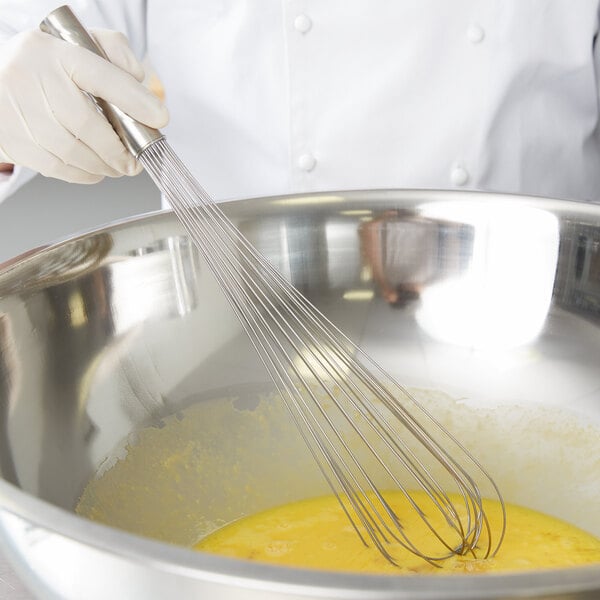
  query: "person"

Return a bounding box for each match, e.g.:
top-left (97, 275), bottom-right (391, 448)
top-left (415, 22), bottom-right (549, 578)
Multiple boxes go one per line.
top-left (0, 1), bottom-right (599, 207)
top-left (359, 210), bottom-right (440, 307)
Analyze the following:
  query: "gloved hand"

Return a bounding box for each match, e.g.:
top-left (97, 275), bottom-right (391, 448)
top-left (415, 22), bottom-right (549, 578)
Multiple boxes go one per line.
top-left (0, 28), bottom-right (169, 183)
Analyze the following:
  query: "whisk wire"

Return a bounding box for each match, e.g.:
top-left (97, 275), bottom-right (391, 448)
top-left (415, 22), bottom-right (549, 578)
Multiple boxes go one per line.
top-left (145, 151), bottom-right (460, 560)
top-left (140, 139), bottom-right (506, 564)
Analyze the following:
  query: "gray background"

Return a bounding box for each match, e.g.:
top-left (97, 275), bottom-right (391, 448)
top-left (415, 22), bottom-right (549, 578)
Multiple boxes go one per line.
top-left (0, 171), bottom-right (161, 263)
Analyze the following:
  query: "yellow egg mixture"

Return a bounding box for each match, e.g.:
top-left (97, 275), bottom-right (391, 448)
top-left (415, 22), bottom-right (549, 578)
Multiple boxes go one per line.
top-left (195, 491), bottom-right (600, 574)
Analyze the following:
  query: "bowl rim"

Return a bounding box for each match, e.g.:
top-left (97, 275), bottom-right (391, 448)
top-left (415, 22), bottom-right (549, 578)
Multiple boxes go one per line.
top-left (1, 477), bottom-right (599, 598)
top-left (1, 186), bottom-right (599, 274)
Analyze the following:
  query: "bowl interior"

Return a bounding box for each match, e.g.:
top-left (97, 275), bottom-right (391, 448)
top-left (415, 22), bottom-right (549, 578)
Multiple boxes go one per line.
top-left (1, 190), bottom-right (599, 551)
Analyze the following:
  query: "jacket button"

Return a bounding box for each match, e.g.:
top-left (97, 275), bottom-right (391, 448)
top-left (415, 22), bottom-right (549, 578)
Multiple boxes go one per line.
top-left (450, 165), bottom-right (469, 186)
top-left (298, 153), bottom-right (317, 172)
top-left (294, 14), bottom-right (312, 34)
top-left (467, 24), bottom-right (485, 43)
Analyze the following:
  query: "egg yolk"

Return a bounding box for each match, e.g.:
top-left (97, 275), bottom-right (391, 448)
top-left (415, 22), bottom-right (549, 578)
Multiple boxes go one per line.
top-left (195, 491), bottom-right (600, 574)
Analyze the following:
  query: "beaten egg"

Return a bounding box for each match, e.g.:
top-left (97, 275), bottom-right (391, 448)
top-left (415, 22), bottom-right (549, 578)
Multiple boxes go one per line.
top-left (196, 491), bottom-right (600, 574)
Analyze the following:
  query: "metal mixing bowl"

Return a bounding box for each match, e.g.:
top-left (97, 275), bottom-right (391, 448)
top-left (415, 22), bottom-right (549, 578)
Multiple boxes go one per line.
top-left (0, 189), bottom-right (599, 599)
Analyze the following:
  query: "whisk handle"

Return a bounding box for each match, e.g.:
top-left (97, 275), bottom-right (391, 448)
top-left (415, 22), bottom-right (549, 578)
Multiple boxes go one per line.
top-left (40, 5), bottom-right (164, 158)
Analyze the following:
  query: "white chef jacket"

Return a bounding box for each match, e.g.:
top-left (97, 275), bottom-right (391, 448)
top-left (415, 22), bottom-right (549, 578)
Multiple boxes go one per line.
top-left (0, 0), bottom-right (599, 203)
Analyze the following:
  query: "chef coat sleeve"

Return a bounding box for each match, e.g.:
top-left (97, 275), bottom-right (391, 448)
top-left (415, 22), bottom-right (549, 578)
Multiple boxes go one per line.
top-left (0, 0), bottom-right (147, 203)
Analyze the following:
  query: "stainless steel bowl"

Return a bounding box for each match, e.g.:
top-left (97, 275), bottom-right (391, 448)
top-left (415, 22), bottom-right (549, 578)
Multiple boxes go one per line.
top-left (0, 189), bottom-right (599, 599)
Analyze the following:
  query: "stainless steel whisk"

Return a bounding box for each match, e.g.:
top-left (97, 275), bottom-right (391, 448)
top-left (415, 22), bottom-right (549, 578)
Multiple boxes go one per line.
top-left (42, 5), bottom-right (506, 566)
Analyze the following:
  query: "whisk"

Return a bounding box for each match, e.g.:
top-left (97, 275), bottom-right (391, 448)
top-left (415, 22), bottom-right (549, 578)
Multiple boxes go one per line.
top-left (41, 5), bottom-right (506, 566)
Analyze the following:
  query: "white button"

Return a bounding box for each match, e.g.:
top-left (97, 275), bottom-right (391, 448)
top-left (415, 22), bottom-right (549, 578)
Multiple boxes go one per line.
top-left (294, 14), bottom-right (312, 34)
top-left (298, 153), bottom-right (316, 172)
top-left (450, 165), bottom-right (469, 186)
top-left (467, 24), bottom-right (485, 43)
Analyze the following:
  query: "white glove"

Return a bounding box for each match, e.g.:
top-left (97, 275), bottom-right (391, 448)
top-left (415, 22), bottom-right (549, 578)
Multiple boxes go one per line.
top-left (0, 28), bottom-right (169, 183)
